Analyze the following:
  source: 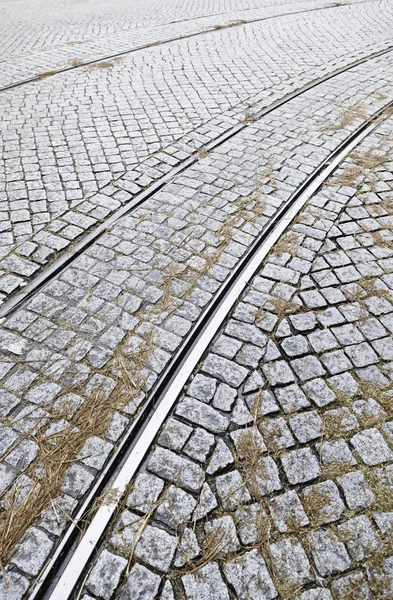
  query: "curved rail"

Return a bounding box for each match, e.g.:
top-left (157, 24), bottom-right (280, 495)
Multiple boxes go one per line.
top-left (1, 43), bottom-right (393, 323)
top-left (0, 0), bottom-right (375, 93)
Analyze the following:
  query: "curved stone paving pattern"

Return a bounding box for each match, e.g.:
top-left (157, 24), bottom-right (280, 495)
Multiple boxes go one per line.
top-left (1, 47), bottom-right (393, 597)
top-left (78, 110), bottom-right (393, 600)
top-left (1, 1), bottom-right (393, 598)
top-left (1, 0), bottom-right (393, 301)
top-left (0, 0), bottom-right (363, 90)
top-left (0, 0), bottom-right (370, 61)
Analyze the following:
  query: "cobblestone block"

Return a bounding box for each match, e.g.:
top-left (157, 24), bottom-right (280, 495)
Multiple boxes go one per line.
top-left (270, 538), bottom-right (314, 587)
top-left (215, 470), bottom-right (251, 509)
top-left (154, 485), bottom-right (196, 529)
top-left (330, 572), bottom-right (371, 600)
top-left (234, 503), bottom-right (266, 545)
top-left (269, 490), bottom-right (309, 533)
top-left (224, 549), bottom-right (277, 600)
top-left (187, 374), bottom-right (217, 403)
top-left (274, 384), bottom-right (310, 414)
top-left (0, 571), bottom-right (29, 600)
top-left (193, 483), bottom-right (218, 521)
top-left (182, 562), bottom-right (230, 600)
top-left (204, 515), bottom-right (240, 555)
top-left (157, 418), bottom-right (193, 451)
top-left (212, 383), bottom-right (237, 411)
top-left (302, 480), bottom-right (345, 524)
top-left (86, 549), bottom-right (127, 599)
top-left (289, 410), bottom-right (322, 442)
top-left (337, 515), bottom-right (381, 561)
top-left (175, 397), bottom-right (229, 433)
top-left (12, 527), bottom-right (53, 576)
top-left (202, 353), bottom-right (248, 386)
top-left (184, 428), bottom-right (215, 462)
top-left (262, 360), bottom-right (296, 386)
top-left (147, 447), bottom-right (204, 492)
top-left (206, 439), bottom-right (234, 475)
top-left (282, 448), bottom-right (321, 484)
top-left (337, 470), bottom-right (375, 510)
top-left (308, 529), bottom-right (351, 576)
top-left (120, 563), bottom-right (161, 600)
top-left (351, 428), bottom-right (393, 465)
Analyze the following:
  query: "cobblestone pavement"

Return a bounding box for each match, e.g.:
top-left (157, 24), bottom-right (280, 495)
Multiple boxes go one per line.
top-left (0, 0), bottom-right (371, 63)
top-left (1, 0), bottom-right (392, 302)
top-left (79, 108), bottom-right (393, 600)
top-left (0, 0), bottom-right (365, 89)
top-left (1, 0), bottom-right (393, 598)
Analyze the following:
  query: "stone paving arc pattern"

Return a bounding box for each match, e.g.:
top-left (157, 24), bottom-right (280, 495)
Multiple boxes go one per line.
top-left (80, 110), bottom-right (393, 600)
top-left (0, 0), bottom-right (362, 90)
top-left (1, 47), bottom-right (393, 598)
top-left (1, 0), bottom-right (393, 302)
top-left (0, 0), bottom-right (324, 60)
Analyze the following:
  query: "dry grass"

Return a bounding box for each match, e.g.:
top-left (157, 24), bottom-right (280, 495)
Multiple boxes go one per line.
top-left (33, 71), bottom-right (57, 81)
top-left (324, 101), bottom-right (367, 132)
top-left (85, 57), bottom-right (122, 71)
top-left (270, 231), bottom-right (300, 258)
top-left (212, 20), bottom-right (247, 31)
top-left (0, 176), bottom-right (270, 568)
top-left (70, 58), bottom-right (84, 67)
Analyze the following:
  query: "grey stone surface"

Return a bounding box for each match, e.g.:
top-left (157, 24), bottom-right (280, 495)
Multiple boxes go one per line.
top-left (281, 448), bottom-right (321, 485)
top-left (5, 13), bottom-right (393, 596)
top-left (308, 530), bottom-right (351, 576)
top-left (204, 515), bottom-right (240, 555)
top-left (350, 428), bottom-right (393, 466)
top-left (206, 439), bottom-right (234, 475)
top-left (337, 471), bottom-right (375, 510)
top-left (302, 480), bottom-right (345, 524)
top-left (0, 572), bottom-right (29, 600)
top-left (270, 538), bottom-right (313, 587)
top-left (147, 447), bottom-right (204, 492)
top-left (175, 397), bottom-right (229, 434)
top-left (126, 473), bottom-right (165, 513)
top-left (182, 562), bottom-right (230, 600)
top-left (86, 549), bottom-right (127, 598)
top-left (337, 515), bottom-right (381, 561)
top-left (12, 527), bottom-right (53, 576)
top-left (154, 484), bottom-right (196, 529)
top-left (157, 418), bottom-right (193, 451)
top-left (269, 490), bottom-right (309, 532)
top-left (120, 563), bottom-right (161, 600)
top-left (224, 549), bottom-right (277, 600)
top-left (215, 470), bottom-right (251, 509)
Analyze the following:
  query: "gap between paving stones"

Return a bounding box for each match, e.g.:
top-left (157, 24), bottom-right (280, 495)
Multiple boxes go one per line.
top-left (1, 43), bottom-right (393, 318)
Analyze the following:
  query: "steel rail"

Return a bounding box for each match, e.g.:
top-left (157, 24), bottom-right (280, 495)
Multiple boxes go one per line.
top-left (1, 43), bottom-right (393, 323)
top-left (33, 96), bottom-right (393, 600)
top-left (0, 0), bottom-right (373, 94)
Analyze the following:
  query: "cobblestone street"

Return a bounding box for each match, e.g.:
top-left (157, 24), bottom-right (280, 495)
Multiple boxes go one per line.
top-left (1, 1), bottom-right (393, 599)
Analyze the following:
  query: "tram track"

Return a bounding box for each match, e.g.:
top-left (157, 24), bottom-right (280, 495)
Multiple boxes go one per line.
top-left (1, 43), bottom-right (393, 325)
top-left (0, 0), bottom-right (375, 94)
top-left (27, 92), bottom-right (393, 600)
